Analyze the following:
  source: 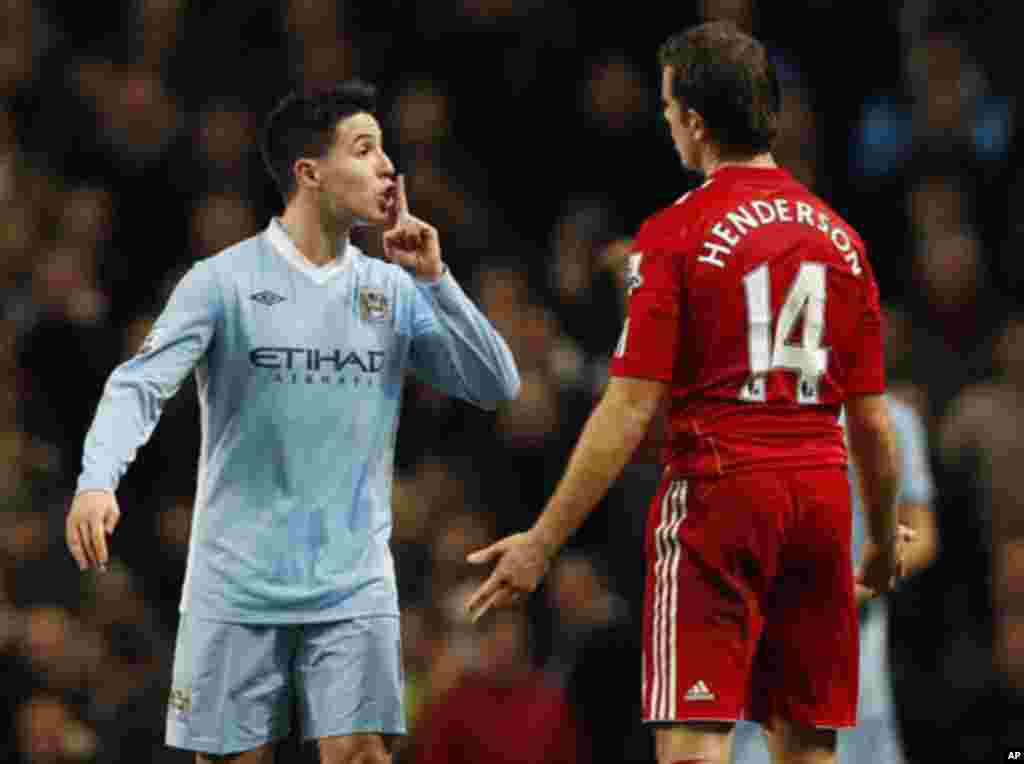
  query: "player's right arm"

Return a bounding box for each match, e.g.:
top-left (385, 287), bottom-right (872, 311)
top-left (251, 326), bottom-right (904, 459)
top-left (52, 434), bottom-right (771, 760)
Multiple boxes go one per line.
top-left (66, 261), bottom-right (221, 571)
top-left (824, 234), bottom-right (904, 597)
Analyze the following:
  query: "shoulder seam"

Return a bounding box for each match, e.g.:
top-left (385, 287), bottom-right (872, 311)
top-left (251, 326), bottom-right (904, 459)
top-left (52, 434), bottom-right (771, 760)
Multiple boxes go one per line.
top-left (198, 254), bottom-right (227, 330)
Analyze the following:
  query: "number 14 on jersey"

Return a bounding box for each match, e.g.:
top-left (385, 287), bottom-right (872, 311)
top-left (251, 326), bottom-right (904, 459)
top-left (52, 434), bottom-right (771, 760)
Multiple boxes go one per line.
top-left (740, 262), bottom-right (827, 405)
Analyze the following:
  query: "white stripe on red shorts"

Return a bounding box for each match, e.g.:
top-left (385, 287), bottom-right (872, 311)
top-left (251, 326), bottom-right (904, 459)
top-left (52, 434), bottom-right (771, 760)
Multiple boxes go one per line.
top-left (646, 479), bottom-right (687, 720)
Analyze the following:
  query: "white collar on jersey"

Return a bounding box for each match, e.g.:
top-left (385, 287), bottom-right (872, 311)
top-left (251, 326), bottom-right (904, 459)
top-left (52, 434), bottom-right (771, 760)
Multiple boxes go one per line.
top-left (265, 218), bottom-right (353, 286)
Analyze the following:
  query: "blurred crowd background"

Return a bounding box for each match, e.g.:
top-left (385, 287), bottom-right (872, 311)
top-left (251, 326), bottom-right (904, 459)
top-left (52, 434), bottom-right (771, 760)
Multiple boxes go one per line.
top-left (0, 0), bottom-right (1020, 762)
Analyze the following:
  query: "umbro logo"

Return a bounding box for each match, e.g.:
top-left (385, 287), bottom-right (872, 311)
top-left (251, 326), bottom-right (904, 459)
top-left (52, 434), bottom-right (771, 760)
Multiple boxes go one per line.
top-left (684, 680), bottom-right (715, 701)
top-left (251, 290), bottom-right (286, 306)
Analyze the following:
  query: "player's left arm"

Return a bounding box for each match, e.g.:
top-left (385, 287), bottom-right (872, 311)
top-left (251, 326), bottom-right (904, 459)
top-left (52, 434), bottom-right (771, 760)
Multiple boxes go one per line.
top-left (406, 272), bottom-right (520, 409)
top-left (466, 375), bottom-right (667, 621)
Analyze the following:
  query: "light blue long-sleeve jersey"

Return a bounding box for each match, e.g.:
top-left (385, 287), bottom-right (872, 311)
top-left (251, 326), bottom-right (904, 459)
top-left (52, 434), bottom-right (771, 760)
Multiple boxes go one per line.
top-left (77, 219), bottom-right (520, 623)
top-left (851, 394), bottom-right (934, 721)
top-left (850, 395), bottom-right (934, 564)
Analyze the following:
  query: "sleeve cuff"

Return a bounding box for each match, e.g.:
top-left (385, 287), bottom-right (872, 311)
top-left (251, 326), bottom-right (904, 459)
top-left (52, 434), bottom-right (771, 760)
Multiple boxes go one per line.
top-left (415, 266), bottom-right (463, 311)
top-left (76, 476), bottom-right (116, 495)
top-left (414, 263), bottom-right (450, 287)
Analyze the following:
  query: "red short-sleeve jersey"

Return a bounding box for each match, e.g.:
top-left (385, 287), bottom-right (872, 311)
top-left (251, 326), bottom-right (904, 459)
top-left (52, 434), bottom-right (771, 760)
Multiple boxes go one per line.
top-left (609, 166), bottom-right (885, 477)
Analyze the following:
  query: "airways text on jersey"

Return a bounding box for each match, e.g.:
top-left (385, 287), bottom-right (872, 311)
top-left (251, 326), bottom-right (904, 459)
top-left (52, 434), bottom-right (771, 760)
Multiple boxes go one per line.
top-left (698, 198), bottom-right (862, 276)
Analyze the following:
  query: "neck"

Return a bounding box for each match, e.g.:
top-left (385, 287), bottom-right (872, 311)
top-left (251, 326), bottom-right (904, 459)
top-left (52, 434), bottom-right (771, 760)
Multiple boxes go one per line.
top-left (278, 199), bottom-right (352, 266)
top-left (703, 151), bottom-right (777, 176)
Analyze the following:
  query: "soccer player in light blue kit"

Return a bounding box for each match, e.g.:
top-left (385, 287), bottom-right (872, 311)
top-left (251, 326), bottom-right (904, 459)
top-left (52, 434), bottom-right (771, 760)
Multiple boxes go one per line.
top-left (730, 395), bottom-right (936, 764)
top-left (64, 81), bottom-right (520, 764)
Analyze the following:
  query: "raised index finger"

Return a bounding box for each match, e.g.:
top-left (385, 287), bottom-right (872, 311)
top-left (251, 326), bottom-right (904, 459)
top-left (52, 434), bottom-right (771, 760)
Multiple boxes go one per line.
top-left (395, 174), bottom-right (409, 220)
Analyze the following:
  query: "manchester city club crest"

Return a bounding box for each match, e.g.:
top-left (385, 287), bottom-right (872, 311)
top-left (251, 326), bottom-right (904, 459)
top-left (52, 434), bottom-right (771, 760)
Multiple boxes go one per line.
top-left (358, 288), bottom-right (392, 324)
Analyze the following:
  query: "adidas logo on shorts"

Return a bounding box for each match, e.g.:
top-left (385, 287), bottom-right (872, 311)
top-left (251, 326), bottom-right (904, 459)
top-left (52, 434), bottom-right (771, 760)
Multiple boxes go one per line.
top-left (684, 680), bottom-right (715, 701)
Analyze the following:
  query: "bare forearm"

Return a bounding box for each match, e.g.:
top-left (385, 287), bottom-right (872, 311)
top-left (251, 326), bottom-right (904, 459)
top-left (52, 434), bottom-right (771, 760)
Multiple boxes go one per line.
top-left (464, 377), bottom-right (665, 623)
top-left (532, 384), bottom-right (658, 555)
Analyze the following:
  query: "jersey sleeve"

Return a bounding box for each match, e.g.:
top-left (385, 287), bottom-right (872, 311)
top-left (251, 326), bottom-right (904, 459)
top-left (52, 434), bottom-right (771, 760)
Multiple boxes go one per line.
top-left (891, 399), bottom-right (935, 505)
top-left (76, 261), bottom-right (221, 493)
top-left (836, 252), bottom-right (886, 396)
top-left (407, 268), bottom-right (520, 410)
top-left (608, 242), bottom-right (685, 383)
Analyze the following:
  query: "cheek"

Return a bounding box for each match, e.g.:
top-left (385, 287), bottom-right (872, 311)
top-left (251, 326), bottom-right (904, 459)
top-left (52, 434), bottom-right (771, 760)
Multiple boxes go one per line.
top-left (323, 170), bottom-right (365, 210)
top-left (668, 116), bottom-right (683, 140)
top-left (326, 160), bottom-right (366, 190)
top-left (345, 166), bottom-right (378, 198)
top-left (671, 122), bottom-right (686, 147)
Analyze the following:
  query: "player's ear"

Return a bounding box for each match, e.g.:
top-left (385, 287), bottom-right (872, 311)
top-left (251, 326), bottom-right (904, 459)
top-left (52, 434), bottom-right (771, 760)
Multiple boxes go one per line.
top-left (293, 158), bottom-right (320, 191)
top-left (688, 108), bottom-right (705, 140)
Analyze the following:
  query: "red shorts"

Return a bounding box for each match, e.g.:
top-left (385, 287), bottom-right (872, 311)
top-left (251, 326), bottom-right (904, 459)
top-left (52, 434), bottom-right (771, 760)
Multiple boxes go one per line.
top-left (641, 467), bottom-right (858, 729)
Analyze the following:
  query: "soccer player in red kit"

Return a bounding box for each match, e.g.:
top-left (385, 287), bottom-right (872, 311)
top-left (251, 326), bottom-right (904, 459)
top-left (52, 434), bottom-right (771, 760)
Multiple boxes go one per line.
top-left (466, 21), bottom-right (903, 764)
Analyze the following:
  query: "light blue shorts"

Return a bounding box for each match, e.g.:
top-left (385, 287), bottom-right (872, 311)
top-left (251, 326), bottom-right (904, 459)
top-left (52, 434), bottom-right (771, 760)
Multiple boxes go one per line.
top-left (165, 613), bottom-right (405, 755)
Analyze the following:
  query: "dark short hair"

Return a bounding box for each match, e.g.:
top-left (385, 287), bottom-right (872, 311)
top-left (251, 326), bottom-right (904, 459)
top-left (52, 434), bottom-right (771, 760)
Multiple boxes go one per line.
top-left (260, 80), bottom-right (378, 202)
top-left (658, 21), bottom-right (780, 155)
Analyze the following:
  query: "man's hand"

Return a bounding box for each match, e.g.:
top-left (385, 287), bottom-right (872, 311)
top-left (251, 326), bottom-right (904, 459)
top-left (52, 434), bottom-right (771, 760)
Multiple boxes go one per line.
top-left (855, 523), bottom-right (915, 604)
top-left (465, 531), bottom-right (552, 623)
top-left (382, 175), bottom-right (445, 281)
top-left (66, 490), bottom-right (120, 572)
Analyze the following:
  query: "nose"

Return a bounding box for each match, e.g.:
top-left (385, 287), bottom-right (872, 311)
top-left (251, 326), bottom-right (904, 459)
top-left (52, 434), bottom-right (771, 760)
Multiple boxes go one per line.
top-left (378, 150), bottom-right (395, 177)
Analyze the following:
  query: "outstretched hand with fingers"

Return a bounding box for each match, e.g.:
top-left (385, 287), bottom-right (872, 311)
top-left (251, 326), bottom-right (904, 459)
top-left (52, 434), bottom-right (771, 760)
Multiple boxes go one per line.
top-left (382, 175), bottom-right (445, 281)
top-left (465, 531), bottom-right (552, 623)
top-left (66, 490), bottom-right (121, 572)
